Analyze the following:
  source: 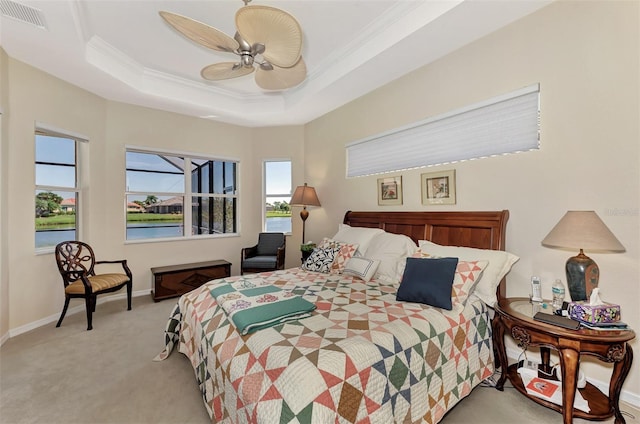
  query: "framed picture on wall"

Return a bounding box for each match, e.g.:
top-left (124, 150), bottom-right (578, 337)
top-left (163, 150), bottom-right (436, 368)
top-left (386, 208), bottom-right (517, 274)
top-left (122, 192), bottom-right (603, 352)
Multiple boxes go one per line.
top-left (421, 169), bottom-right (456, 205)
top-left (377, 176), bottom-right (403, 206)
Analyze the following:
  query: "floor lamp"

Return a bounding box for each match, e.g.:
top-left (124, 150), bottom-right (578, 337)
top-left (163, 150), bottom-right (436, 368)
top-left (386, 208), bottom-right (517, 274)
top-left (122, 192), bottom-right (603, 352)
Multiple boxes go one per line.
top-left (290, 183), bottom-right (321, 244)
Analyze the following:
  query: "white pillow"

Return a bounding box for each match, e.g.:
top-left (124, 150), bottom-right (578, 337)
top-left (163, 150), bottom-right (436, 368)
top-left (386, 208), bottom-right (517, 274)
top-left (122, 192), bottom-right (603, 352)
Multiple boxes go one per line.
top-left (343, 257), bottom-right (380, 282)
top-left (332, 224), bottom-right (385, 255)
top-left (417, 240), bottom-right (519, 307)
top-left (364, 232), bottom-right (418, 282)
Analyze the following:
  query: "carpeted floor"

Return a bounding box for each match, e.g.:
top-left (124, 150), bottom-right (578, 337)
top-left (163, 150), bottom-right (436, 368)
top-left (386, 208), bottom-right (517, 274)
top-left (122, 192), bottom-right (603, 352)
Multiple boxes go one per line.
top-left (1, 295), bottom-right (638, 424)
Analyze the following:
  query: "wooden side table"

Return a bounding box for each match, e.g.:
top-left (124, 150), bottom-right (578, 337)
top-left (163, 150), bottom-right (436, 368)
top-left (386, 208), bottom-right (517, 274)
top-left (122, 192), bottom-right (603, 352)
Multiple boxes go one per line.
top-left (493, 297), bottom-right (635, 424)
top-left (151, 260), bottom-right (231, 301)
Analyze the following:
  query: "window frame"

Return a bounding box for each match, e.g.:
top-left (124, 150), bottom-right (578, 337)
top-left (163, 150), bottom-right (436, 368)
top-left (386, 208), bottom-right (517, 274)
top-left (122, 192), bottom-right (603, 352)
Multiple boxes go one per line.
top-left (34, 125), bottom-right (85, 254)
top-left (263, 159), bottom-right (293, 234)
top-left (125, 146), bottom-right (239, 243)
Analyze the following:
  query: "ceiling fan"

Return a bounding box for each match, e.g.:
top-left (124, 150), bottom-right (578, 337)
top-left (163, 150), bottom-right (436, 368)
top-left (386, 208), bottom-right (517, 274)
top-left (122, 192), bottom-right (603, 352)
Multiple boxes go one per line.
top-left (159, 0), bottom-right (306, 91)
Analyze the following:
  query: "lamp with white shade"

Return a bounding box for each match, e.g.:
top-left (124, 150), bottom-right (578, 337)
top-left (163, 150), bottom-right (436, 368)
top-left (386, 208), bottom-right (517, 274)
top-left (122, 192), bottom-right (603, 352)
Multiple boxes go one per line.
top-left (541, 211), bottom-right (625, 301)
top-left (290, 183), bottom-right (321, 244)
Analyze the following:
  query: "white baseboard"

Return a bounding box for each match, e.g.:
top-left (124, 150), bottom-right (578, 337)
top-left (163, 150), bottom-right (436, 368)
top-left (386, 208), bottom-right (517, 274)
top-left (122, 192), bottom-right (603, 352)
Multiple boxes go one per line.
top-left (505, 346), bottom-right (639, 409)
top-left (0, 289), bottom-right (151, 344)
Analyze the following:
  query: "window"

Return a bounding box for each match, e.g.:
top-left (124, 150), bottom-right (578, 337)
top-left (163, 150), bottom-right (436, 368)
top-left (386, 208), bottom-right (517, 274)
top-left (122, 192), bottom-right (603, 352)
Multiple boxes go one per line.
top-left (191, 158), bottom-right (237, 235)
top-left (35, 130), bottom-right (81, 251)
top-left (264, 160), bottom-right (292, 233)
top-left (125, 149), bottom-right (238, 241)
top-left (346, 84), bottom-right (540, 177)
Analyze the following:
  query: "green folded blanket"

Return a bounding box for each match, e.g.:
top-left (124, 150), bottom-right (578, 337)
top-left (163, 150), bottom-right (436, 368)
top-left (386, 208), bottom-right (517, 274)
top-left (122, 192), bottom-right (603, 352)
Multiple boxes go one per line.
top-left (209, 279), bottom-right (316, 335)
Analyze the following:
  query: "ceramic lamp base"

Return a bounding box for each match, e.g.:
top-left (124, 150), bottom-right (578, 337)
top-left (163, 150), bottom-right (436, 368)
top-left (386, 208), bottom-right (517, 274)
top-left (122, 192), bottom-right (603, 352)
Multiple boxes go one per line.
top-left (565, 249), bottom-right (599, 302)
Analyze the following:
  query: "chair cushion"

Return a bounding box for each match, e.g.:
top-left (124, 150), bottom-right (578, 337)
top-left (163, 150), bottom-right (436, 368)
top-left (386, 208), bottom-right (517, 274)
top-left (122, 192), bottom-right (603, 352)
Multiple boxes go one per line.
top-left (65, 273), bottom-right (129, 294)
top-left (256, 233), bottom-right (285, 256)
top-left (242, 256), bottom-right (278, 269)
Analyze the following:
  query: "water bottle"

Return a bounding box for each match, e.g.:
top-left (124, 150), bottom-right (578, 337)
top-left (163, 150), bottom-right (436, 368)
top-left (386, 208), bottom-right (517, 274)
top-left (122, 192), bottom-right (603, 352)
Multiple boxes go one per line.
top-left (552, 279), bottom-right (566, 311)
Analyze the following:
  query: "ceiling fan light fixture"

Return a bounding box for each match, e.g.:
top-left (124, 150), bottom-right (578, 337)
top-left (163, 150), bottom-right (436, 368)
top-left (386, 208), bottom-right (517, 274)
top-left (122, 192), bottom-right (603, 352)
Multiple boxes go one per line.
top-left (234, 32), bottom-right (252, 51)
top-left (240, 54), bottom-right (254, 67)
top-left (159, 11), bottom-right (239, 53)
top-left (202, 62), bottom-right (254, 81)
top-left (160, 1), bottom-right (305, 90)
top-left (235, 5), bottom-right (303, 68)
top-left (252, 43), bottom-right (265, 56)
top-left (255, 57), bottom-right (306, 90)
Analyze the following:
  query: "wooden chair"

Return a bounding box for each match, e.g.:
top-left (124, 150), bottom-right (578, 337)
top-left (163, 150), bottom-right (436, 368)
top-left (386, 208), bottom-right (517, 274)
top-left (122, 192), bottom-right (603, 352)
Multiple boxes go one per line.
top-left (241, 233), bottom-right (286, 275)
top-left (54, 241), bottom-right (132, 330)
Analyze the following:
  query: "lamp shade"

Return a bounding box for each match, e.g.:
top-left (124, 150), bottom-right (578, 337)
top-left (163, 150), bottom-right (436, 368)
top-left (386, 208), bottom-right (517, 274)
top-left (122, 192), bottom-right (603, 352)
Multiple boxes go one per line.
top-left (541, 211), bottom-right (625, 252)
top-left (541, 210), bottom-right (624, 302)
top-left (290, 183), bottom-right (321, 207)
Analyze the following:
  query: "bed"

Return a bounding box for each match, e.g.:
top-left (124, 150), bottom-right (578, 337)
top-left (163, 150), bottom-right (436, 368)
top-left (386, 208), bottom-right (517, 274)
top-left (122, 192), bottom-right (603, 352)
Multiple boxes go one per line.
top-left (156, 210), bottom-right (517, 423)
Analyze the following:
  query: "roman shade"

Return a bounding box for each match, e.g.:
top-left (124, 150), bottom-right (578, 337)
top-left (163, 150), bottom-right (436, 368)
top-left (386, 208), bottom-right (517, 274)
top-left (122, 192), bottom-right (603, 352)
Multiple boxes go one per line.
top-left (346, 84), bottom-right (540, 177)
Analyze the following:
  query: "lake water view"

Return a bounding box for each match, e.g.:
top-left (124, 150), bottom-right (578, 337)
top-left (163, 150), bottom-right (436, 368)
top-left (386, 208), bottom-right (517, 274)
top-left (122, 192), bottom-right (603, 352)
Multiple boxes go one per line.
top-left (36, 217), bottom-right (291, 248)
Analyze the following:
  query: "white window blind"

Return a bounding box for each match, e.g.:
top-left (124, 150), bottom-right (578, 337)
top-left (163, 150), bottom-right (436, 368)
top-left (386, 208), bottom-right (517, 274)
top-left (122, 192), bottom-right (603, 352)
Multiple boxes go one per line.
top-left (346, 84), bottom-right (540, 177)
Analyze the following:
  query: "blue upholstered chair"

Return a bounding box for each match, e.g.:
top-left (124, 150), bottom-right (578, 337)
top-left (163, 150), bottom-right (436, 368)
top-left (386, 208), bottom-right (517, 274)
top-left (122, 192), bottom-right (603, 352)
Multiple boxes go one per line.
top-left (241, 233), bottom-right (286, 275)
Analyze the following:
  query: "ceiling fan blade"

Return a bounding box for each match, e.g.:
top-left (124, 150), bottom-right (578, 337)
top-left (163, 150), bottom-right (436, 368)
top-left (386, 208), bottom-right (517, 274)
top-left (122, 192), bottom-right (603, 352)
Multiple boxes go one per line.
top-left (255, 57), bottom-right (306, 90)
top-left (159, 11), bottom-right (239, 53)
top-left (201, 62), bottom-right (255, 81)
top-left (236, 5), bottom-right (302, 68)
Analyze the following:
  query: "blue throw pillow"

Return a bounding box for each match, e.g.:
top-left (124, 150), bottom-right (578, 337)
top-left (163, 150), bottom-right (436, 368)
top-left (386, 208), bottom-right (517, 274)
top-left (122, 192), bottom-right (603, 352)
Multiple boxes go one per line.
top-left (396, 257), bottom-right (459, 310)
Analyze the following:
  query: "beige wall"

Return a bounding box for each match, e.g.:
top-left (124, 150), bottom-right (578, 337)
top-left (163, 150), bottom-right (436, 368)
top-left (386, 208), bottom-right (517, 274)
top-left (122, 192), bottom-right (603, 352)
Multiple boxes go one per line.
top-left (1, 49), bottom-right (9, 340)
top-left (249, 125), bottom-right (306, 265)
top-left (305, 0), bottom-right (639, 399)
top-left (6, 58), bottom-right (107, 332)
top-left (2, 58), bottom-right (305, 333)
top-left (1, 0), bottom-right (638, 404)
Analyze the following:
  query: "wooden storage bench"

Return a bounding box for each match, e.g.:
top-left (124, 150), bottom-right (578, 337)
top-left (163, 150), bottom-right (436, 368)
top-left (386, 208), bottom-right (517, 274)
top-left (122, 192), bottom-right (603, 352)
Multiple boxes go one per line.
top-left (151, 260), bottom-right (231, 301)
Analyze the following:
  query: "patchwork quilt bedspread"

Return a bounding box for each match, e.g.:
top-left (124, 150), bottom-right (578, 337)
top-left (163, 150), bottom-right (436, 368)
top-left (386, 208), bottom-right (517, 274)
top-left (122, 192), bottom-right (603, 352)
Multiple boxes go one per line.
top-left (156, 268), bottom-right (495, 424)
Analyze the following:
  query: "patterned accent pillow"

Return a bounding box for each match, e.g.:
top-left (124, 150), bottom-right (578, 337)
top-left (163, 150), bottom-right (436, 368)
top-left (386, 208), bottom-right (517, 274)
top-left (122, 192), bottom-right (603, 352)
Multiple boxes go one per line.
top-left (417, 240), bottom-right (519, 307)
top-left (397, 248), bottom-right (435, 277)
top-left (318, 238), bottom-right (359, 274)
top-left (410, 249), bottom-right (435, 258)
top-left (452, 260), bottom-right (489, 306)
top-left (302, 246), bottom-right (342, 273)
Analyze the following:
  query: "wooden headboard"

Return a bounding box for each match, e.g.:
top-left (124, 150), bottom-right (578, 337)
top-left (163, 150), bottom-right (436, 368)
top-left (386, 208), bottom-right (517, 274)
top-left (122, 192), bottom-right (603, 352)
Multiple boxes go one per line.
top-left (343, 210), bottom-right (510, 300)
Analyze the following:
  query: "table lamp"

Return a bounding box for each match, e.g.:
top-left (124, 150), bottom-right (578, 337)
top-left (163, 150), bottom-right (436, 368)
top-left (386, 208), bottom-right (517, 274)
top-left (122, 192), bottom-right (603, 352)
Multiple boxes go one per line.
top-left (290, 183), bottom-right (321, 244)
top-left (541, 211), bottom-right (625, 301)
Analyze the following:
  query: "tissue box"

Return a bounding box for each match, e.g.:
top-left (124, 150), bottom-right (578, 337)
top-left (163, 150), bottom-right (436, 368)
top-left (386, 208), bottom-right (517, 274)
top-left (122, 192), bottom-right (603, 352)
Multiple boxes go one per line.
top-left (568, 301), bottom-right (621, 324)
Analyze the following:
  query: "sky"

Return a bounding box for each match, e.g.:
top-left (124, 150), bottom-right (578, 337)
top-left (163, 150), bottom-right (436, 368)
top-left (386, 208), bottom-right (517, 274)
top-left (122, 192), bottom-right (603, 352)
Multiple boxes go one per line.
top-left (265, 160), bottom-right (292, 205)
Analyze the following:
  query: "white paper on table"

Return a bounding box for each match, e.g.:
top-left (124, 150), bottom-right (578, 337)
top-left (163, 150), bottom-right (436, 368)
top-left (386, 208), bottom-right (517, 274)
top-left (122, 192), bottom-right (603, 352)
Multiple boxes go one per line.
top-left (519, 372), bottom-right (590, 413)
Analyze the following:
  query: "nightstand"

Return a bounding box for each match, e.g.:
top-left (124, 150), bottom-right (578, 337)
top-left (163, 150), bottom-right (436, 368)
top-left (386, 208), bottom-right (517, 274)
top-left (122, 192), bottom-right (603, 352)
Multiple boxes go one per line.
top-left (493, 297), bottom-right (635, 424)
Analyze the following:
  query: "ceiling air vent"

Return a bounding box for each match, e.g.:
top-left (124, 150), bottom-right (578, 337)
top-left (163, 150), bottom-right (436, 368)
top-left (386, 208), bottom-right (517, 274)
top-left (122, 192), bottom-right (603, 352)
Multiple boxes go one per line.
top-left (0, 0), bottom-right (47, 30)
